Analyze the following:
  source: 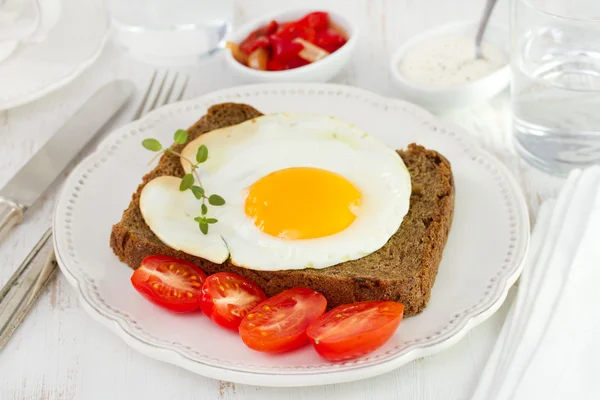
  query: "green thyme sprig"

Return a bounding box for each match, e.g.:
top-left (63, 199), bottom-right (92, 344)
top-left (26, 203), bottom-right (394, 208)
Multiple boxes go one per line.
top-left (142, 129), bottom-right (225, 234)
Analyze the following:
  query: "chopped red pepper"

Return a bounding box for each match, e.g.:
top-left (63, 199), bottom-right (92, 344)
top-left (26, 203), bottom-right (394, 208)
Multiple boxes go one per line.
top-left (286, 56), bottom-right (310, 69)
top-left (270, 35), bottom-right (303, 62)
top-left (273, 23), bottom-right (316, 43)
top-left (266, 59), bottom-right (287, 71)
top-left (314, 28), bottom-right (347, 53)
top-left (296, 11), bottom-right (329, 31)
top-left (240, 35), bottom-right (270, 54)
top-left (267, 56), bottom-right (310, 71)
top-left (266, 20), bottom-right (279, 35)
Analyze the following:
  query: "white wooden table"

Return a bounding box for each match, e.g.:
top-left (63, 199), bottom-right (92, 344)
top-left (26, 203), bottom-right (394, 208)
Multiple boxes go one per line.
top-left (0, 1), bottom-right (565, 399)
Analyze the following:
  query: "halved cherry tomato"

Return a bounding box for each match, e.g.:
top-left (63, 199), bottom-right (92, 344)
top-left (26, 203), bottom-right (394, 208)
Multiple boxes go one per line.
top-left (239, 287), bottom-right (327, 353)
top-left (307, 301), bottom-right (404, 361)
top-left (131, 255), bottom-right (207, 313)
top-left (200, 272), bottom-right (267, 331)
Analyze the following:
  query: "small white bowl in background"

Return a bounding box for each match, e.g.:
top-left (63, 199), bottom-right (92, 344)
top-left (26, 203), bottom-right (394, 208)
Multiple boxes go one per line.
top-left (389, 21), bottom-right (510, 112)
top-left (223, 9), bottom-right (357, 83)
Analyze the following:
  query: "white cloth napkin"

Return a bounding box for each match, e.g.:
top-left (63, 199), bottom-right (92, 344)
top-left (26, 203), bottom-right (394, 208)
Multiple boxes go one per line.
top-left (471, 166), bottom-right (600, 400)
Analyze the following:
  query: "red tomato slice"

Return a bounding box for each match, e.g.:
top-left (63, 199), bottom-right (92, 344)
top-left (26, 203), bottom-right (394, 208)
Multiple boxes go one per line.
top-left (239, 287), bottom-right (327, 353)
top-left (200, 272), bottom-right (267, 331)
top-left (131, 255), bottom-right (207, 313)
top-left (307, 301), bottom-right (404, 361)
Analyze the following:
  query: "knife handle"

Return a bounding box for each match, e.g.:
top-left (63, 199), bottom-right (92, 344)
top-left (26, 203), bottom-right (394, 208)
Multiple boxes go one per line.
top-left (0, 196), bottom-right (25, 244)
top-left (0, 228), bottom-right (57, 350)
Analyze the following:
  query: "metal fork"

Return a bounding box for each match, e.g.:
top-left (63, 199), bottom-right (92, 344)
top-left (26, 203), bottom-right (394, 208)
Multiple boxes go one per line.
top-left (0, 71), bottom-right (189, 350)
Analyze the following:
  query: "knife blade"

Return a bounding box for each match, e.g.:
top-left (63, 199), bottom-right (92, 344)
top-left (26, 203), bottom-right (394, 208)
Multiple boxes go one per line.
top-left (0, 80), bottom-right (134, 242)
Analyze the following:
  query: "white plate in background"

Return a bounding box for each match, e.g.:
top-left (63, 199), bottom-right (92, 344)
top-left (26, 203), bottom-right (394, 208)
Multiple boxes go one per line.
top-left (0, 0), bottom-right (107, 110)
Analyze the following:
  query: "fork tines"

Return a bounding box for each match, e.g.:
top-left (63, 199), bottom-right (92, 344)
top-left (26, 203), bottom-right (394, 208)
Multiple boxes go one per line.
top-left (133, 71), bottom-right (189, 121)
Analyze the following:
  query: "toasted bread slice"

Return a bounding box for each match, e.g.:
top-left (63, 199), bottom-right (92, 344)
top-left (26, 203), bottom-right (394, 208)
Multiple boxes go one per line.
top-left (110, 103), bottom-right (454, 316)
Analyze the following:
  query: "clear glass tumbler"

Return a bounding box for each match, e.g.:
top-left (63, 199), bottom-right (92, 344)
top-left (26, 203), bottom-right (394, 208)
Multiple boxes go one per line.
top-left (511, 0), bottom-right (600, 174)
top-left (107, 0), bottom-right (233, 66)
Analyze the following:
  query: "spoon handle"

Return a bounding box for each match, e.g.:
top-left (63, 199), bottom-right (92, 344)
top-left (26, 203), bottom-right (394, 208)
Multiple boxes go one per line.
top-left (475, 0), bottom-right (498, 57)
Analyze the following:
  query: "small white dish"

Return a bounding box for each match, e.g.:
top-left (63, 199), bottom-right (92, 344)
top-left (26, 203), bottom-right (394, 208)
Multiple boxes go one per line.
top-left (223, 9), bottom-right (357, 83)
top-left (389, 21), bottom-right (510, 112)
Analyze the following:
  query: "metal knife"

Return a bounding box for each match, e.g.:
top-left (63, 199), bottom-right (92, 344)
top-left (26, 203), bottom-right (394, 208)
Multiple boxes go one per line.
top-left (0, 80), bottom-right (135, 243)
top-left (0, 228), bottom-right (56, 350)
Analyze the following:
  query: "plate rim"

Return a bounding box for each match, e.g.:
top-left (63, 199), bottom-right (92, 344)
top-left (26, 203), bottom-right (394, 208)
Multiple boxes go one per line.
top-left (53, 82), bottom-right (530, 387)
top-left (0, 0), bottom-right (108, 110)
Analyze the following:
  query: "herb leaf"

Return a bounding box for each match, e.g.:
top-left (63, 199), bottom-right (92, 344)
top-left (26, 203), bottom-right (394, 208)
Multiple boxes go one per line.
top-left (194, 216), bottom-right (204, 223)
top-left (199, 221), bottom-right (209, 234)
top-left (208, 194), bottom-right (225, 206)
top-left (179, 173), bottom-right (194, 191)
top-left (173, 129), bottom-right (189, 145)
top-left (196, 145), bottom-right (208, 163)
top-left (206, 218), bottom-right (218, 224)
top-left (142, 139), bottom-right (162, 152)
top-left (201, 204), bottom-right (208, 215)
top-left (191, 185), bottom-right (204, 199)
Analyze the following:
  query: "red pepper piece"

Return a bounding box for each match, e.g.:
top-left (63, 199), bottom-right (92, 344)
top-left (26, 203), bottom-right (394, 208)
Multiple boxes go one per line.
top-left (266, 20), bottom-right (279, 35)
top-left (270, 35), bottom-right (303, 62)
top-left (296, 11), bottom-right (329, 31)
top-left (314, 28), bottom-right (347, 53)
top-left (273, 23), bottom-right (316, 43)
top-left (286, 56), bottom-right (310, 69)
top-left (266, 58), bottom-right (287, 71)
top-left (240, 34), bottom-right (270, 54)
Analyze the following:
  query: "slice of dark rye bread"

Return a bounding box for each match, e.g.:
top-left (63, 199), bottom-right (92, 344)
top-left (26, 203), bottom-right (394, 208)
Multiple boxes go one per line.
top-left (110, 103), bottom-right (455, 317)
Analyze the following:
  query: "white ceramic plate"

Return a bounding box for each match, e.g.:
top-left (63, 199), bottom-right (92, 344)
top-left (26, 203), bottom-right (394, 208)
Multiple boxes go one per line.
top-left (0, 0), bottom-right (107, 110)
top-left (53, 83), bottom-right (529, 387)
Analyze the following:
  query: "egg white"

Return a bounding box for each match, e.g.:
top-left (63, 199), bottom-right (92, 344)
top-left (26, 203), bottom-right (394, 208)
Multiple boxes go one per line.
top-left (140, 113), bottom-right (411, 271)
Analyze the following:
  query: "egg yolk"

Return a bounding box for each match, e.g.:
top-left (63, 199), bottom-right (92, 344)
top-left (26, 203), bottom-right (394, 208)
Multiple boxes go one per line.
top-left (245, 167), bottom-right (362, 240)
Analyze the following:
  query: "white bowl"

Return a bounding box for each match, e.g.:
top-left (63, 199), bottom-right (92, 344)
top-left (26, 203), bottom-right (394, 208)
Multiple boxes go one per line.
top-left (389, 21), bottom-right (510, 112)
top-left (223, 9), bottom-right (357, 83)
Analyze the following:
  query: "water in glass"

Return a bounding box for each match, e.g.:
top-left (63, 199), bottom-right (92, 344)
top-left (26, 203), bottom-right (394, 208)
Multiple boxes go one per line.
top-left (511, 0), bottom-right (600, 174)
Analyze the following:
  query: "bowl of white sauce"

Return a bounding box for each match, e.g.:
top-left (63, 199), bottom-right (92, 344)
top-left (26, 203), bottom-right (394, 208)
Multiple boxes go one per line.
top-left (390, 21), bottom-right (510, 112)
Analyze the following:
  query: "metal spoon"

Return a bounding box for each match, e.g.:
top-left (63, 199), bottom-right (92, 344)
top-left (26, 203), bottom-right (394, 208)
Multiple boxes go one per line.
top-left (475, 0), bottom-right (498, 59)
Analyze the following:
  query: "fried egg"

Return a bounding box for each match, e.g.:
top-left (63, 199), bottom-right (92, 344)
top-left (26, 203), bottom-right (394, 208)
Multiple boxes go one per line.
top-left (139, 113), bottom-right (411, 271)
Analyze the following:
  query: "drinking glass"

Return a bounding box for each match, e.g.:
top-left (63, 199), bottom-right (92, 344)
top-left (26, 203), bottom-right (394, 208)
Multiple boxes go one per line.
top-left (511, 0), bottom-right (600, 174)
top-left (106, 0), bottom-right (233, 66)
